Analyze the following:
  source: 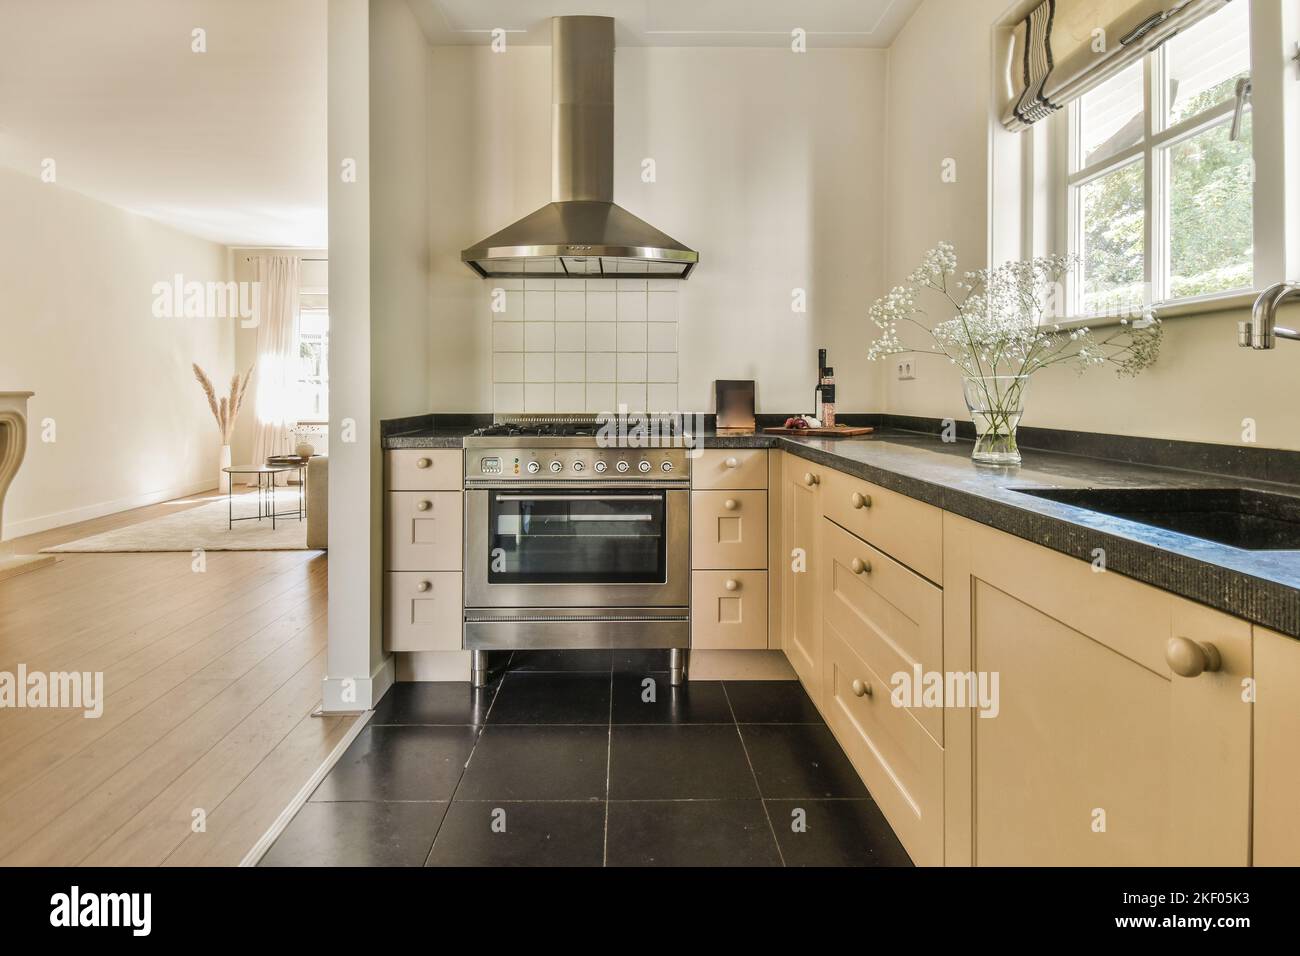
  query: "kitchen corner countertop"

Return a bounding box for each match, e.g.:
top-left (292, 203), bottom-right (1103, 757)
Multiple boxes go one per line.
top-left (383, 425), bottom-right (1300, 637)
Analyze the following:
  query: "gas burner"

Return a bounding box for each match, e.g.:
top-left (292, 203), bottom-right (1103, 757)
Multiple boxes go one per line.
top-left (471, 415), bottom-right (601, 438)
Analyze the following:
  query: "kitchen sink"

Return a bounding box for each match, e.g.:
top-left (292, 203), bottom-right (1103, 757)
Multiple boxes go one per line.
top-left (1011, 487), bottom-right (1300, 551)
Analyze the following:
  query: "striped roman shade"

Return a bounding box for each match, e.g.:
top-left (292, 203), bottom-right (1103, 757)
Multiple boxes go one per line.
top-left (1002, 0), bottom-right (1231, 130)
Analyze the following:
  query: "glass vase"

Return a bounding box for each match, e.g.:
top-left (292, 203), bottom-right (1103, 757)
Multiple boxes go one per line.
top-left (962, 375), bottom-right (1029, 465)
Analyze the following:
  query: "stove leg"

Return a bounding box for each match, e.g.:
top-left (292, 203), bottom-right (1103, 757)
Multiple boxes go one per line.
top-left (471, 650), bottom-right (489, 689)
top-left (669, 648), bottom-right (686, 686)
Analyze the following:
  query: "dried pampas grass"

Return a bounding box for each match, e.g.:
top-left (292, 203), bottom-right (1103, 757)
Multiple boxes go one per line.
top-left (193, 363), bottom-right (254, 444)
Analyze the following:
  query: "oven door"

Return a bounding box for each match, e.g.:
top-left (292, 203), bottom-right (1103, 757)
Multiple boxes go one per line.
top-left (465, 487), bottom-right (689, 608)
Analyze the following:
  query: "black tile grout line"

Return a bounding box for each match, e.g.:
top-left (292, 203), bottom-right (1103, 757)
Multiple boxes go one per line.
top-left (420, 655), bottom-right (512, 866)
top-left (602, 668), bottom-right (614, 867)
top-left (720, 682), bottom-right (787, 868)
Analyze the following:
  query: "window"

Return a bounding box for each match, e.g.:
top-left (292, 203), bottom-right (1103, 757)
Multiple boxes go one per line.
top-left (1052, 0), bottom-right (1261, 318)
top-left (297, 307), bottom-right (329, 421)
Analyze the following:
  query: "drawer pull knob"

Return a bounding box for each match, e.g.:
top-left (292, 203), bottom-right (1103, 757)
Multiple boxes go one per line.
top-left (724, 457), bottom-right (739, 469)
top-left (803, 472), bottom-right (820, 487)
top-left (851, 492), bottom-right (872, 509)
top-left (724, 498), bottom-right (739, 511)
top-left (850, 557), bottom-right (872, 575)
top-left (1166, 636), bottom-right (1222, 678)
top-left (416, 581), bottom-right (432, 593)
top-left (725, 579), bottom-right (740, 591)
top-left (416, 500), bottom-right (432, 512)
top-left (416, 457), bottom-right (432, 469)
top-left (851, 679), bottom-right (873, 698)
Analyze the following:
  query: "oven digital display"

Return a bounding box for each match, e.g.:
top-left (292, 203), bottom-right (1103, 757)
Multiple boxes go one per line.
top-left (480, 457), bottom-right (502, 475)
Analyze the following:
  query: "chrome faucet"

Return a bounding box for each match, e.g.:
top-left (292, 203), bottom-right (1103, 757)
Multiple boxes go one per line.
top-left (1240, 282), bottom-right (1300, 349)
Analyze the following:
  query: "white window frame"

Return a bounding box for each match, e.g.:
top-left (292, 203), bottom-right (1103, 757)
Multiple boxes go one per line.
top-left (297, 306), bottom-right (329, 424)
top-left (1024, 0), bottom-right (1300, 325)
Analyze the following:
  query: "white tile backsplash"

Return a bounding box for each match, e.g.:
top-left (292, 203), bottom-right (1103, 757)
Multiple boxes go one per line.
top-left (491, 278), bottom-right (678, 414)
top-left (617, 322), bottom-right (648, 351)
top-left (555, 322), bottom-right (586, 351)
top-left (616, 290), bottom-right (647, 322)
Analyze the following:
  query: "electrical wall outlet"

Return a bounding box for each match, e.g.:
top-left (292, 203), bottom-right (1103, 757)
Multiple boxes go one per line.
top-left (896, 358), bottom-right (916, 381)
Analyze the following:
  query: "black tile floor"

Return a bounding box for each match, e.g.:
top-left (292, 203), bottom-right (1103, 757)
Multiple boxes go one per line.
top-left (260, 651), bottom-right (913, 867)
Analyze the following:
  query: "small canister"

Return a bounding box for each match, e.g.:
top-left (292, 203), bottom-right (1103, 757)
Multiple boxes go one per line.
top-left (819, 367), bottom-right (836, 428)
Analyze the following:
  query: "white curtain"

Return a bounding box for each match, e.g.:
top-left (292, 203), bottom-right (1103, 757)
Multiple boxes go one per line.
top-left (248, 255), bottom-right (301, 485)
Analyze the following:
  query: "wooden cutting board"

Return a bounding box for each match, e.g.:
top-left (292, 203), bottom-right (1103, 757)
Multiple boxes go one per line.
top-left (762, 425), bottom-right (875, 437)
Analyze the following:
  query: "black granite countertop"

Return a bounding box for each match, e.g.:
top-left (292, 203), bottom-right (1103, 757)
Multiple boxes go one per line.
top-left (382, 423), bottom-right (1300, 637)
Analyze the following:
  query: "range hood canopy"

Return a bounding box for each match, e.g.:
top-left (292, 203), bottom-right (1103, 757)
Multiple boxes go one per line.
top-left (461, 16), bottom-right (698, 280)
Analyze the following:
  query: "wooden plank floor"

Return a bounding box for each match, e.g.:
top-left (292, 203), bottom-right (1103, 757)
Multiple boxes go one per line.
top-left (0, 489), bottom-right (356, 866)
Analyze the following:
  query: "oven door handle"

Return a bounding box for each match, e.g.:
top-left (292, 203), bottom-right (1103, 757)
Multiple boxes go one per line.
top-left (493, 494), bottom-right (664, 502)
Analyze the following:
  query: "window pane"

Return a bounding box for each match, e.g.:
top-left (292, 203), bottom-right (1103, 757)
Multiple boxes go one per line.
top-left (1164, 0), bottom-right (1250, 127)
top-left (1079, 159), bottom-right (1145, 315)
top-left (1168, 116), bottom-right (1253, 299)
top-left (1078, 62), bottom-right (1144, 169)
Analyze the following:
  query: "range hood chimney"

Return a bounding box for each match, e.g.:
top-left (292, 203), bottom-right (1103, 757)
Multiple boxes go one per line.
top-left (461, 16), bottom-right (698, 279)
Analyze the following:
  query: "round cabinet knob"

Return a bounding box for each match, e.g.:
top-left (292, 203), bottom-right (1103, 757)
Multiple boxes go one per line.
top-left (549, 461), bottom-right (563, 473)
top-left (416, 500), bottom-right (432, 512)
top-left (724, 499), bottom-right (739, 511)
top-left (724, 579), bottom-right (740, 591)
top-left (572, 461), bottom-right (585, 472)
top-left (850, 557), bottom-right (872, 575)
top-left (594, 461), bottom-right (608, 474)
top-left (661, 461), bottom-right (673, 472)
top-left (1165, 636), bottom-right (1223, 678)
top-left (803, 472), bottom-right (820, 487)
top-left (725, 457), bottom-right (739, 469)
top-left (851, 492), bottom-right (872, 510)
top-left (638, 460), bottom-right (651, 473)
top-left (526, 461), bottom-right (540, 474)
top-left (615, 460), bottom-right (630, 473)
top-left (416, 581), bottom-right (431, 593)
top-left (416, 457), bottom-right (432, 469)
top-left (851, 679), bottom-right (873, 698)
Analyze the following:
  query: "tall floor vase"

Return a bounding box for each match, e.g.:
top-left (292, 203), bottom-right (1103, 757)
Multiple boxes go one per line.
top-left (218, 443), bottom-right (232, 493)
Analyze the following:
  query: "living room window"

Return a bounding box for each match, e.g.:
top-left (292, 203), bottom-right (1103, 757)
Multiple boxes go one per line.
top-left (297, 306), bottom-right (329, 422)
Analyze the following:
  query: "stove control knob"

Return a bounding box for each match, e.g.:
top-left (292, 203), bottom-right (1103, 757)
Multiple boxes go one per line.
top-left (526, 461), bottom-right (540, 475)
top-left (661, 461), bottom-right (673, 473)
top-left (593, 461), bottom-right (608, 474)
top-left (572, 461), bottom-right (585, 472)
top-left (549, 460), bottom-right (563, 473)
top-left (637, 460), bottom-right (651, 474)
top-left (615, 460), bottom-right (630, 474)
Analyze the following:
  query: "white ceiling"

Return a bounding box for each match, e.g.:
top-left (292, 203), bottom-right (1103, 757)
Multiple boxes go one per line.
top-left (0, 0), bottom-right (326, 248)
top-left (406, 0), bottom-right (923, 48)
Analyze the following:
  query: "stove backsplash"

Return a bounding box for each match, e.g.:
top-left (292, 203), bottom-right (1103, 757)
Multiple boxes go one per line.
top-left (489, 277), bottom-right (679, 415)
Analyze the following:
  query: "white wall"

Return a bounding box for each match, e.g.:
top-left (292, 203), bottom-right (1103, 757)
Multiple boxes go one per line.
top-left (0, 165), bottom-right (234, 539)
top-left (883, 0), bottom-right (1300, 450)
top-left (427, 44), bottom-right (889, 415)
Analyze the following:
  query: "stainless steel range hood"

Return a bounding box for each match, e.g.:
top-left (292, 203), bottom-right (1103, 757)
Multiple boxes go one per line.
top-left (461, 16), bottom-right (698, 280)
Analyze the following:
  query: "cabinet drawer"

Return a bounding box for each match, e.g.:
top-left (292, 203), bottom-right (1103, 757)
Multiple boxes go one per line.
top-left (820, 468), bottom-right (942, 584)
top-left (384, 572), bottom-right (462, 652)
top-left (386, 449), bottom-right (462, 491)
top-left (690, 490), bottom-right (767, 570)
top-left (693, 450), bottom-right (768, 490)
top-left (822, 517), bottom-right (943, 742)
top-left (823, 618), bottom-right (943, 866)
top-left (385, 492), bottom-right (463, 571)
top-left (691, 571), bottom-right (768, 650)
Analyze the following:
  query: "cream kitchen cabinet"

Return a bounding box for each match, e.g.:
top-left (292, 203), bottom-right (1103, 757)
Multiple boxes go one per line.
top-left (384, 449), bottom-right (464, 654)
top-left (942, 513), bottom-right (1251, 867)
top-left (1253, 625), bottom-right (1300, 866)
top-left (779, 453), bottom-right (823, 702)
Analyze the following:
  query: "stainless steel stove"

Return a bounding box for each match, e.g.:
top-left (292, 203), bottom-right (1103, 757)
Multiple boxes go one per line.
top-left (463, 417), bottom-right (691, 686)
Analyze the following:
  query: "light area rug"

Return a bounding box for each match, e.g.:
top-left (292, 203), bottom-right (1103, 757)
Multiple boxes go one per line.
top-left (43, 491), bottom-right (311, 553)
